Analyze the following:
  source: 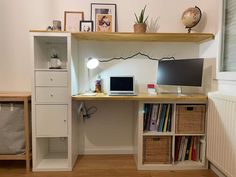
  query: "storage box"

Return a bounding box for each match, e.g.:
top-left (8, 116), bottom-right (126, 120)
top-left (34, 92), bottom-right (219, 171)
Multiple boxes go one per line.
top-left (175, 105), bottom-right (206, 134)
top-left (143, 136), bottom-right (172, 164)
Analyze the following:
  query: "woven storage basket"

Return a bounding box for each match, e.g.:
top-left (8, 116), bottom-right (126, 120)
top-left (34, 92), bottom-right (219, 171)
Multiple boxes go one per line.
top-left (175, 105), bottom-right (206, 134)
top-left (143, 136), bottom-right (172, 164)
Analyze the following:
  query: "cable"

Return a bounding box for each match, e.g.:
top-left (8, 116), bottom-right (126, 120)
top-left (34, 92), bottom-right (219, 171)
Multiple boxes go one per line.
top-left (98, 52), bottom-right (175, 62)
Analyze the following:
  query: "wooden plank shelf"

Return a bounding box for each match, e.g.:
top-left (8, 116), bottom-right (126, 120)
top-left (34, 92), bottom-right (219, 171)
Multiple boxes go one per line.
top-left (72, 32), bottom-right (214, 43)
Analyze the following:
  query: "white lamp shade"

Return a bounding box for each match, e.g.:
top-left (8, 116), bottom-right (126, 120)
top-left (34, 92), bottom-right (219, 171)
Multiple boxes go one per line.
top-left (87, 58), bottom-right (99, 69)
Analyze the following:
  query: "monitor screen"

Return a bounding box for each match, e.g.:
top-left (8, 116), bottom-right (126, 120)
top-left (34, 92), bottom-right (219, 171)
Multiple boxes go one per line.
top-left (157, 58), bottom-right (204, 87)
top-left (110, 76), bottom-right (134, 91)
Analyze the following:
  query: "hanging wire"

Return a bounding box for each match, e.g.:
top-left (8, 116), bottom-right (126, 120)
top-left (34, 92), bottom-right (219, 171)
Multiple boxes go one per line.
top-left (98, 52), bottom-right (175, 62)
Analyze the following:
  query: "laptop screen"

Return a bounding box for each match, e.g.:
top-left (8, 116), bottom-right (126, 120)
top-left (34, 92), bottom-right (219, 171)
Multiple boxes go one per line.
top-left (110, 76), bottom-right (134, 92)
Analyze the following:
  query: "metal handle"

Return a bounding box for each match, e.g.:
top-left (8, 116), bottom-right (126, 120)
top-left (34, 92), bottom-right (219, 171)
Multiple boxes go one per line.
top-left (50, 93), bottom-right (54, 97)
top-left (50, 77), bottom-right (54, 82)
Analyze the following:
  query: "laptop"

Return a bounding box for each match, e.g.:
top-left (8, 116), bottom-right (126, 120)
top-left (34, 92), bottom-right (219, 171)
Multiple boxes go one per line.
top-left (109, 76), bottom-right (137, 96)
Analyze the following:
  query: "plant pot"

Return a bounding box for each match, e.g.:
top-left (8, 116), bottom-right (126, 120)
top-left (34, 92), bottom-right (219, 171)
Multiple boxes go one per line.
top-left (133, 23), bottom-right (147, 33)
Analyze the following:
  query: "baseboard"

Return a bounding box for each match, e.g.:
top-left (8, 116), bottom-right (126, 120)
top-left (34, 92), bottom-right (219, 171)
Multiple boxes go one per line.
top-left (79, 146), bottom-right (134, 155)
top-left (210, 163), bottom-right (227, 177)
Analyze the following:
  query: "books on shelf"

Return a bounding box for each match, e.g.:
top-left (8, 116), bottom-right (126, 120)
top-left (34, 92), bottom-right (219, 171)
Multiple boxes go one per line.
top-left (143, 103), bottom-right (173, 132)
top-left (175, 136), bottom-right (203, 162)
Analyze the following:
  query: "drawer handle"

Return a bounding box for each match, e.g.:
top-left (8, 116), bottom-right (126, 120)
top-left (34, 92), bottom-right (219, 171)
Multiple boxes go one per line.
top-left (50, 93), bottom-right (54, 97)
top-left (50, 78), bottom-right (54, 82)
top-left (64, 120), bottom-right (66, 122)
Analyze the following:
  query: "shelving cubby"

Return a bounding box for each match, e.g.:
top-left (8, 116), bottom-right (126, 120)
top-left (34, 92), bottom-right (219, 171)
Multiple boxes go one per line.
top-left (135, 101), bottom-right (207, 170)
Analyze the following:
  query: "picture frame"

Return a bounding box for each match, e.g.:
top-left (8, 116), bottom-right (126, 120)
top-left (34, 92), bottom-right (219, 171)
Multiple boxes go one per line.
top-left (80, 21), bottom-right (94, 32)
top-left (64, 11), bottom-right (84, 32)
top-left (91, 3), bottom-right (117, 32)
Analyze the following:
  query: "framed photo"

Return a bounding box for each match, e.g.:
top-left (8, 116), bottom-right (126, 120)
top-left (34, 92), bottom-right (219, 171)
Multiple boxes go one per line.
top-left (64, 11), bottom-right (84, 32)
top-left (91, 3), bottom-right (116, 32)
top-left (80, 21), bottom-right (93, 32)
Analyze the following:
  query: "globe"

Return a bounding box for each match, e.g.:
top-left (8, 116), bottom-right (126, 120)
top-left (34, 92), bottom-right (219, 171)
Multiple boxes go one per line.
top-left (181, 6), bottom-right (202, 33)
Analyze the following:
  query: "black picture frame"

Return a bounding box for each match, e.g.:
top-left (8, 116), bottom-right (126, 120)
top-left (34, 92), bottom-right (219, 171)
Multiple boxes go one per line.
top-left (80, 21), bottom-right (94, 32)
top-left (91, 3), bottom-right (117, 32)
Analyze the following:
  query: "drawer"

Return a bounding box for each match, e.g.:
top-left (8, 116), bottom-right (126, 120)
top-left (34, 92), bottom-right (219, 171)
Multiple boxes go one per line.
top-left (35, 105), bottom-right (68, 137)
top-left (35, 71), bottom-right (68, 87)
top-left (36, 87), bottom-right (68, 103)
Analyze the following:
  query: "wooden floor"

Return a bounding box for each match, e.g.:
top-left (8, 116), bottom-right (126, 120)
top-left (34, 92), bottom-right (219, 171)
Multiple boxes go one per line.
top-left (0, 155), bottom-right (218, 177)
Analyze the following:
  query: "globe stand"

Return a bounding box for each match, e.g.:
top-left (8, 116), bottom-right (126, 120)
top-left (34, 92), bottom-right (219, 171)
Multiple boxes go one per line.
top-left (187, 27), bottom-right (192, 33)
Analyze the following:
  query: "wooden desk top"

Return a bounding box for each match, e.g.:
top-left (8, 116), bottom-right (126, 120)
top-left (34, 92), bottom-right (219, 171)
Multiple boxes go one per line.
top-left (72, 93), bottom-right (207, 103)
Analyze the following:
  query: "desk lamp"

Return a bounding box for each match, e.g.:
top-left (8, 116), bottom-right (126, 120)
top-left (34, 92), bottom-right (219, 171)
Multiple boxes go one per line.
top-left (84, 57), bottom-right (99, 95)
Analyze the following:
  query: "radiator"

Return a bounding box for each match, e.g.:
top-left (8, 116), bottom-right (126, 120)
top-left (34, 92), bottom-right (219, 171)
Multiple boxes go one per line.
top-left (207, 92), bottom-right (236, 177)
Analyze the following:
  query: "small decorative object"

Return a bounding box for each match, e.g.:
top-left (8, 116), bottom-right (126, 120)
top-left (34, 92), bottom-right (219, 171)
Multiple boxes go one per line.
top-left (80, 21), bottom-right (94, 32)
top-left (47, 26), bottom-right (53, 31)
top-left (64, 11), bottom-right (84, 32)
top-left (147, 84), bottom-right (156, 95)
top-left (91, 3), bottom-right (116, 32)
top-left (53, 20), bottom-right (62, 31)
top-left (49, 49), bottom-right (62, 69)
top-left (181, 6), bottom-right (202, 33)
top-left (95, 77), bottom-right (102, 93)
top-left (134, 5), bottom-right (148, 33)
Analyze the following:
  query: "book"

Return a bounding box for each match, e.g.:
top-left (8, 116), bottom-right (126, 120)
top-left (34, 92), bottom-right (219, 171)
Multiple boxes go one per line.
top-left (146, 104), bottom-right (152, 131)
top-left (156, 104), bottom-right (162, 130)
top-left (149, 104), bottom-right (159, 131)
top-left (175, 136), bottom-right (181, 161)
top-left (143, 104), bottom-right (150, 131)
top-left (163, 104), bottom-right (170, 132)
top-left (191, 137), bottom-right (197, 161)
top-left (188, 137), bottom-right (194, 160)
top-left (158, 104), bottom-right (167, 132)
top-left (181, 137), bottom-right (188, 161)
top-left (167, 104), bottom-right (172, 132)
top-left (178, 136), bottom-right (185, 161)
top-left (185, 136), bottom-right (192, 160)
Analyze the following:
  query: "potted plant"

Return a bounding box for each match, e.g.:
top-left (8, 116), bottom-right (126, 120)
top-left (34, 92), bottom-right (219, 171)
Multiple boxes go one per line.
top-left (49, 49), bottom-right (62, 69)
top-left (134, 5), bottom-right (148, 33)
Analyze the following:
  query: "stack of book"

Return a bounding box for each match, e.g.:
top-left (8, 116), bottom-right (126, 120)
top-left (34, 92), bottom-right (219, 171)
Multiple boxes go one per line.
top-left (174, 136), bottom-right (201, 162)
top-left (143, 104), bottom-right (173, 132)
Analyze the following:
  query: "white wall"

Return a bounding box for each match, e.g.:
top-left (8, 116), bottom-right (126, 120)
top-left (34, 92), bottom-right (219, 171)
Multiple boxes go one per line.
top-left (0, 0), bottom-right (219, 91)
top-left (0, 0), bottom-right (219, 154)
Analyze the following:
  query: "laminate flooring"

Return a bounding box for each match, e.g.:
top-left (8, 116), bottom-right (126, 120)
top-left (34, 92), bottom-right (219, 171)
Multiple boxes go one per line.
top-left (0, 155), bottom-right (218, 177)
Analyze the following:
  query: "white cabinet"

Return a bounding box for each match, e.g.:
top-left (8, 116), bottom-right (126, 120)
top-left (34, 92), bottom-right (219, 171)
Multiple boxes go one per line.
top-left (31, 32), bottom-right (76, 171)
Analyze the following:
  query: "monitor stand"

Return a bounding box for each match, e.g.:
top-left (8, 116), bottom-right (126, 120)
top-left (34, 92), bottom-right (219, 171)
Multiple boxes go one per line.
top-left (177, 86), bottom-right (187, 96)
top-left (177, 86), bottom-right (182, 94)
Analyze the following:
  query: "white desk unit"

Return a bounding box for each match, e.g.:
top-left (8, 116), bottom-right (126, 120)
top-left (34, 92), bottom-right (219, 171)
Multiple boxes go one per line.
top-left (30, 31), bottom-right (213, 171)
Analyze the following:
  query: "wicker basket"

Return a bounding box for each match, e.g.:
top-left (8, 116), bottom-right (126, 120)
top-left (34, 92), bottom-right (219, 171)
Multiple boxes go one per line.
top-left (175, 105), bottom-right (206, 134)
top-left (143, 136), bottom-right (172, 164)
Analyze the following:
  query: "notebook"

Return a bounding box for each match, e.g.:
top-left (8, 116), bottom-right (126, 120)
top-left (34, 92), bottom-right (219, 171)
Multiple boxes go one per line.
top-left (109, 76), bottom-right (137, 96)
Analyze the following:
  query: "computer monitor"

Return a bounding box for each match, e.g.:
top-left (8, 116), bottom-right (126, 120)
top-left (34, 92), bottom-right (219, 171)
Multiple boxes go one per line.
top-left (157, 58), bottom-right (204, 87)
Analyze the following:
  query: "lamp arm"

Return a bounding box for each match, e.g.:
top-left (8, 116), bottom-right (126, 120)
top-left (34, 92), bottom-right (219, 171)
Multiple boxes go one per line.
top-left (98, 52), bottom-right (175, 62)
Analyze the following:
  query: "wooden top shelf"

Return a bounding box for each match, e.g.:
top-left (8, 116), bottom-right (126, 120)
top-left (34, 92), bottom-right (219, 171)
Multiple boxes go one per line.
top-left (72, 93), bottom-right (208, 103)
top-left (72, 32), bottom-right (214, 43)
top-left (30, 30), bottom-right (214, 43)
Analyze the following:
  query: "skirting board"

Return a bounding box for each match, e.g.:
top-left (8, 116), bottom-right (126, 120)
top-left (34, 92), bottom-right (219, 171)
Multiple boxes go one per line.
top-left (210, 163), bottom-right (227, 177)
top-left (79, 146), bottom-right (134, 155)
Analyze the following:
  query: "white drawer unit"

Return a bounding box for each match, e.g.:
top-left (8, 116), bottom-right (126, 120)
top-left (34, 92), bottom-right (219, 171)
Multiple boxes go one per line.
top-left (35, 71), bottom-right (68, 87)
top-left (35, 87), bottom-right (68, 103)
top-left (35, 105), bottom-right (68, 137)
